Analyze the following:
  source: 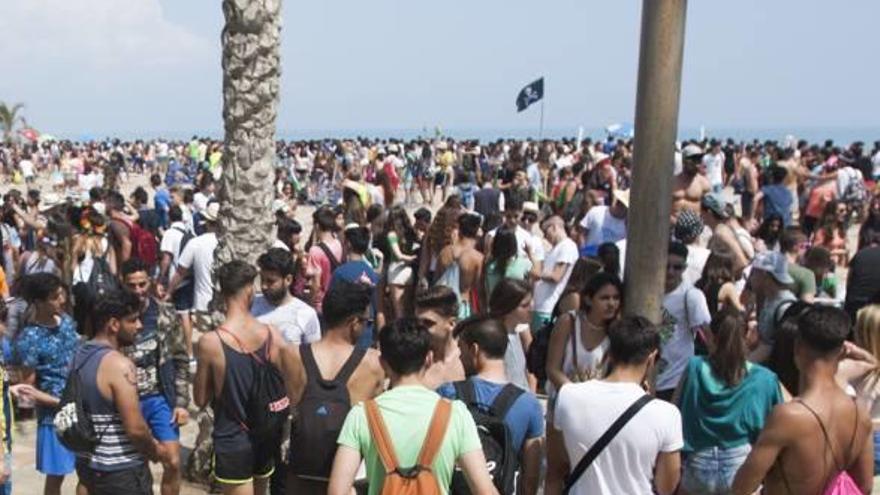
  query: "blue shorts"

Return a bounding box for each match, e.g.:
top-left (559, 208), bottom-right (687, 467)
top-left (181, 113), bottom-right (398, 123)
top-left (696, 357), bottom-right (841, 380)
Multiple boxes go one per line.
top-left (681, 444), bottom-right (751, 495)
top-left (139, 394), bottom-right (179, 442)
top-left (36, 423), bottom-right (75, 476)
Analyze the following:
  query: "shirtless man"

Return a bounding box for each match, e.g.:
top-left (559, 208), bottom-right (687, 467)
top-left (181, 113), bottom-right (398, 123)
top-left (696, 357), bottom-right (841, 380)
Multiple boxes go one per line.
top-left (415, 286), bottom-right (465, 389)
top-left (280, 280), bottom-right (385, 494)
top-left (672, 144), bottom-right (711, 219)
top-left (733, 306), bottom-right (873, 495)
top-left (436, 212), bottom-right (485, 318)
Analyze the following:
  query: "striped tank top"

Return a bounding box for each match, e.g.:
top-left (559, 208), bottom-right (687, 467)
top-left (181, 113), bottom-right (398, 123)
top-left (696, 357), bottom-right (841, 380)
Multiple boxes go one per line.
top-left (73, 341), bottom-right (144, 471)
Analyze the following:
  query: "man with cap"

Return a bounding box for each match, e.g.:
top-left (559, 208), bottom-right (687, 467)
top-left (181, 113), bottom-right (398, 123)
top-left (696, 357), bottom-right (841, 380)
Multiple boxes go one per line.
top-left (747, 251), bottom-right (797, 363)
top-left (578, 189), bottom-right (628, 256)
top-left (672, 144), bottom-right (711, 219)
top-left (701, 192), bottom-right (750, 276)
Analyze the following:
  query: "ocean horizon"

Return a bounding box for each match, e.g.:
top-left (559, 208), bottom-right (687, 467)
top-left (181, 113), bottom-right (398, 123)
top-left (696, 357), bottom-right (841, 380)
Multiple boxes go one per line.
top-left (57, 126), bottom-right (880, 145)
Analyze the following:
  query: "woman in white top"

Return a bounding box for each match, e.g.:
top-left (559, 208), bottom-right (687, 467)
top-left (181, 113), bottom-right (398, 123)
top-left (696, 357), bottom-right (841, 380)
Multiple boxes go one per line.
top-left (546, 271), bottom-right (623, 393)
top-left (488, 278), bottom-right (535, 391)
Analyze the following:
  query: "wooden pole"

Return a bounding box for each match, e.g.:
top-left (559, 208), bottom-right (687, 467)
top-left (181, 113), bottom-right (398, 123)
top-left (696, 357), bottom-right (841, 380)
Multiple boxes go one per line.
top-left (624, 0), bottom-right (688, 323)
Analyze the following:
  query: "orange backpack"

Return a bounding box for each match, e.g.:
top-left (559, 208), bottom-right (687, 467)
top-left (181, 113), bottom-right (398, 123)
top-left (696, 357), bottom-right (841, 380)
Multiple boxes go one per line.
top-left (365, 398), bottom-right (452, 495)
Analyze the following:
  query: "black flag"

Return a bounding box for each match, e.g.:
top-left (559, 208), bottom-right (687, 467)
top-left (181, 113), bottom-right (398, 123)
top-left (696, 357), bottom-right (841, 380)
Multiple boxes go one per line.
top-left (516, 78), bottom-right (544, 112)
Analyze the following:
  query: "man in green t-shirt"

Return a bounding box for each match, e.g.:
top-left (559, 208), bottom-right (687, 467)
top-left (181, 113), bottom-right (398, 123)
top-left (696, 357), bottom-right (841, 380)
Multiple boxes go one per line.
top-left (328, 319), bottom-right (498, 495)
top-left (781, 228), bottom-right (816, 303)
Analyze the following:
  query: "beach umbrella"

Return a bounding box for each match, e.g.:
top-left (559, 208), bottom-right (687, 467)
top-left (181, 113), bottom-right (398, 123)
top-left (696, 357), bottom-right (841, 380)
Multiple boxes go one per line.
top-left (605, 123), bottom-right (634, 139)
top-left (18, 128), bottom-right (39, 142)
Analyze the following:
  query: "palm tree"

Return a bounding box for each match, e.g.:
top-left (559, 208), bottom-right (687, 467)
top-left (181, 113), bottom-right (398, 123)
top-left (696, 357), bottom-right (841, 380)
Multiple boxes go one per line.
top-left (0, 102), bottom-right (25, 144)
top-left (214, 0), bottom-right (282, 269)
top-left (185, 3), bottom-right (283, 488)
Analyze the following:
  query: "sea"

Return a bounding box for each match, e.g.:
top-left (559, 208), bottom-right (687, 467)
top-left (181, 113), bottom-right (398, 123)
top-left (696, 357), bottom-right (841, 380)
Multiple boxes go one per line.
top-left (67, 126), bottom-right (880, 146)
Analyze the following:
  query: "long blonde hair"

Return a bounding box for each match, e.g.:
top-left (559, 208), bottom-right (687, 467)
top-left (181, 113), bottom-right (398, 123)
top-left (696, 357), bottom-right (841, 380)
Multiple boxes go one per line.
top-left (855, 304), bottom-right (880, 384)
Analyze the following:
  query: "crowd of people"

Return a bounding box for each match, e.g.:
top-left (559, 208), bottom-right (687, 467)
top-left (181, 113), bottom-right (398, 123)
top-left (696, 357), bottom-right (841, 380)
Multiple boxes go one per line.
top-left (0, 134), bottom-right (880, 494)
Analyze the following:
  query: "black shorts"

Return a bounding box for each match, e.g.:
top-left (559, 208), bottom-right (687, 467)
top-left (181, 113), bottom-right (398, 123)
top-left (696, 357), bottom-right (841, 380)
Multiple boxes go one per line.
top-left (76, 461), bottom-right (153, 495)
top-left (214, 446), bottom-right (275, 485)
top-left (434, 172), bottom-right (447, 186)
top-left (172, 283), bottom-right (195, 312)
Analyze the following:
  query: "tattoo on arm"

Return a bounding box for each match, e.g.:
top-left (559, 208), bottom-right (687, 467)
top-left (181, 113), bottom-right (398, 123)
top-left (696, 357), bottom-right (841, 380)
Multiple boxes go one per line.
top-left (123, 362), bottom-right (138, 388)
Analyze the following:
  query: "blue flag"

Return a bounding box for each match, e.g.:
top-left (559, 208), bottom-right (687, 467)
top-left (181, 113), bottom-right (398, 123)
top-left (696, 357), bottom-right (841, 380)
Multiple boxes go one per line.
top-left (516, 78), bottom-right (544, 112)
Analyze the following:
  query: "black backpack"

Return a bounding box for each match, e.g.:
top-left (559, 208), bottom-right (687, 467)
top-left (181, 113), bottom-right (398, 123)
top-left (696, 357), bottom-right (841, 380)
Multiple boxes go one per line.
top-left (219, 328), bottom-right (290, 449)
top-left (72, 255), bottom-right (124, 333)
top-left (174, 225), bottom-right (195, 257)
top-left (54, 349), bottom-right (104, 452)
top-left (450, 381), bottom-right (524, 495)
top-left (289, 344), bottom-right (366, 479)
top-left (526, 315), bottom-right (558, 383)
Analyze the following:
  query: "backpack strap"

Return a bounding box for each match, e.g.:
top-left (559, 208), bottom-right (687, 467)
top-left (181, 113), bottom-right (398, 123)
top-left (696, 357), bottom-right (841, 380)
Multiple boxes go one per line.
top-left (490, 383), bottom-right (525, 419)
top-left (454, 380), bottom-right (477, 407)
top-left (365, 399), bottom-right (401, 474)
top-left (335, 346), bottom-right (367, 384)
top-left (416, 399), bottom-right (453, 468)
top-left (563, 394), bottom-right (653, 494)
top-left (317, 242), bottom-right (340, 272)
top-left (569, 311), bottom-right (580, 372)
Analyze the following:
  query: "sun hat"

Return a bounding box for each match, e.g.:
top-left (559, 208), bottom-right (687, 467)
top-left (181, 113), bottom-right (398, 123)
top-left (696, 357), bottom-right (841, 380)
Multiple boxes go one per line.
top-left (202, 202), bottom-right (220, 222)
top-left (701, 192), bottom-right (729, 219)
top-left (752, 251), bottom-right (794, 285)
top-left (612, 189), bottom-right (630, 209)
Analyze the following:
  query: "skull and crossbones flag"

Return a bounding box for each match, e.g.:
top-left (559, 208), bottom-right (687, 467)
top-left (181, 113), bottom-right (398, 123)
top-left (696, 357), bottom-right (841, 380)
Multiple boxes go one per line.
top-left (516, 78), bottom-right (544, 112)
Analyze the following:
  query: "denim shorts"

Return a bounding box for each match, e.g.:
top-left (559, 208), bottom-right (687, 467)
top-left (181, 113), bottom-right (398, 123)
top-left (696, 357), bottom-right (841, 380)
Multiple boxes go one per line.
top-left (873, 431), bottom-right (880, 475)
top-left (681, 443), bottom-right (751, 495)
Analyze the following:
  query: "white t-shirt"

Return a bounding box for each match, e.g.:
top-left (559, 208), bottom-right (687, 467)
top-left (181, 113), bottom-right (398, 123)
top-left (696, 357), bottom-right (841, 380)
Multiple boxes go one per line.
top-left (193, 192), bottom-right (210, 213)
top-left (19, 159), bottom-right (35, 178)
top-left (702, 151), bottom-right (725, 187)
top-left (657, 282), bottom-right (711, 391)
top-left (533, 237), bottom-right (579, 314)
top-left (579, 206), bottom-right (627, 248)
top-left (159, 221), bottom-right (188, 283)
top-left (683, 244), bottom-right (711, 287)
top-left (554, 380), bottom-right (683, 495)
top-left (251, 295), bottom-right (321, 345)
top-left (177, 232), bottom-right (218, 312)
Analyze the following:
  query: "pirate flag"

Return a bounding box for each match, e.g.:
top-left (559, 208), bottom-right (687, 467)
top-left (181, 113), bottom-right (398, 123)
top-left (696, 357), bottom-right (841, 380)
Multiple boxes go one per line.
top-left (516, 78), bottom-right (544, 112)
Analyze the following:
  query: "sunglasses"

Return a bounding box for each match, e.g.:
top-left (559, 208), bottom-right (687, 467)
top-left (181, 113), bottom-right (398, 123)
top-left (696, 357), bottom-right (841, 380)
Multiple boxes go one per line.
top-left (521, 215), bottom-right (538, 223)
top-left (667, 263), bottom-right (686, 272)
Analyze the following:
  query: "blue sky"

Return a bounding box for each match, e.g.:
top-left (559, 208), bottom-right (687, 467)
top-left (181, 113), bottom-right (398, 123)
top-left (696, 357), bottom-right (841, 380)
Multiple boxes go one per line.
top-left (1, 0), bottom-right (877, 137)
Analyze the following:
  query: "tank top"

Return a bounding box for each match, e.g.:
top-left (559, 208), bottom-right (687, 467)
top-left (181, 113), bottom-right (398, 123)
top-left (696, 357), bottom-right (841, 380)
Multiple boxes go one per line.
top-left (562, 311), bottom-right (610, 383)
top-left (212, 328), bottom-right (272, 452)
top-left (74, 341), bottom-right (143, 472)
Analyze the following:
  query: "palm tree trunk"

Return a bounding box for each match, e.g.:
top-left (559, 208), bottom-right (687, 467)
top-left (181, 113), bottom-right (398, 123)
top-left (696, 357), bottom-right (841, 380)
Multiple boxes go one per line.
top-left (215, 0), bottom-right (281, 269)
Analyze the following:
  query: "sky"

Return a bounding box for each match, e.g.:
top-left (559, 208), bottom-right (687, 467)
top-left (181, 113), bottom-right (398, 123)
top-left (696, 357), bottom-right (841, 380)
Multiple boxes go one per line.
top-left (1, 0), bottom-right (877, 138)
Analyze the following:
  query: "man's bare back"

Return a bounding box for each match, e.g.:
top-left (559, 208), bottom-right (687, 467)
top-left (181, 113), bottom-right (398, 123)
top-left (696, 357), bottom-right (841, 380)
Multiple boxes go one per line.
top-left (283, 340), bottom-right (385, 406)
top-left (735, 387), bottom-right (873, 495)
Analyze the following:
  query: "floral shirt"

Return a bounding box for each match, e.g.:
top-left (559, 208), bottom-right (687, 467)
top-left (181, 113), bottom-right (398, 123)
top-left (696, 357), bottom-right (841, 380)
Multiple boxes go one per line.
top-left (14, 314), bottom-right (80, 423)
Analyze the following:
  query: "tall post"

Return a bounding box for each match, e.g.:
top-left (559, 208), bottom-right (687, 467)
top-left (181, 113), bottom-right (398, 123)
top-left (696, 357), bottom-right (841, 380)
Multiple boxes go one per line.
top-left (539, 98), bottom-right (545, 140)
top-left (623, 0), bottom-right (688, 323)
